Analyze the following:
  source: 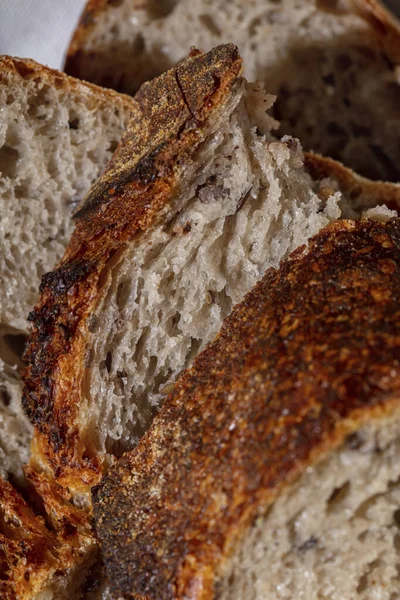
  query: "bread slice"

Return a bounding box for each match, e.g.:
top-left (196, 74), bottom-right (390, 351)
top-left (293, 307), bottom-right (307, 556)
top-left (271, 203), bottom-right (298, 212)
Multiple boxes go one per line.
top-left (0, 56), bottom-right (135, 333)
top-left (0, 56), bottom-right (135, 488)
top-left (0, 59), bottom-right (134, 598)
top-left (65, 0), bottom-right (400, 181)
top-left (94, 217), bottom-right (400, 600)
top-left (23, 44), bottom-right (400, 507)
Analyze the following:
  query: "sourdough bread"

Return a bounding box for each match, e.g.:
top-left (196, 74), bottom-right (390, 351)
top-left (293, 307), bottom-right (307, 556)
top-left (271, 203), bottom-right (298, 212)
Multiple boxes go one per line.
top-left (94, 217), bottom-right (400, 600)
top-left (0, 57), bottom-right (135, 599)
top-left (16, 45), bottom-right (400, 599)
top-left (0, 55), bottom-right (135, 482)
top-left (0, 56), bottom-right (135, 333)
top-left (65, 0), bottom-right (400, 181)
top-left (23, 45), bottom-right (400, 507)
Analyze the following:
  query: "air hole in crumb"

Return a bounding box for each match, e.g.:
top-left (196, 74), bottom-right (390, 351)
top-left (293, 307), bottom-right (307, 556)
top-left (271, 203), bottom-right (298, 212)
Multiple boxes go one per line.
top-left (68, 118), bottom-right (80, 130)
top-left (346, 431), bottom-right (364, 449)
top-left (393, 509), bottom-right (400, 528)
top-left (116, 281), bottom-right (131, 310)
top-left (105, 351), bottom-right (112, 374)
top-left (327, 481), bottom-right (350, 512)
top-left (0, 145), bottom-right (19, 179)
top-left (316, 0), bottom-right (346, 13)
top-left (0, 389), bottom-right (11, 407)
top-left (147, 0), bottom-right (178, 19)
top-left (322, 72), bottom-right (336, 86)
top-left (357, 560), bottom-right (381, 593)
top-left (108, 139), bottom-right (119, 154)
top-left (2, 333), bottom-right (28, 366)
top-left (6, 94), bottom-right (15, 105)
top-left (199, 14), bottom-right (221, 36)
top-left (336, 53), bottom-right (353, 71)
top-left (132, 33), bottom-right (145, 54)
top-left (327, 122), bottom-right (346, 137)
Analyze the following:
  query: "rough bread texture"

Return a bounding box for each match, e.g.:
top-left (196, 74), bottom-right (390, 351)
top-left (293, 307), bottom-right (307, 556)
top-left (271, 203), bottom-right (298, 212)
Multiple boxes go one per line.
top-left (0, 329), bottom-right (31, 482)
top-left (23, 46), bottom-right (400, 502)
top-left (0, 56), bottom-right (135, 333)
top-left (65, 0), bottom-right (400, 180)
top-left (0, 471), bottom-right (98, 600)
top-left (0, 57), bottom-right (134, 600)
top-left (93, 218), bottom-right (400, 600)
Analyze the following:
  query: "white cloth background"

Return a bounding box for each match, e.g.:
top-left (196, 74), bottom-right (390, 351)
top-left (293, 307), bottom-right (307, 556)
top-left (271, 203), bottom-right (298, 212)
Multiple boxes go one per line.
top-left (0, 0), bottom-right (87, 69)
top-left (0, 0), bottom-right (399, 71)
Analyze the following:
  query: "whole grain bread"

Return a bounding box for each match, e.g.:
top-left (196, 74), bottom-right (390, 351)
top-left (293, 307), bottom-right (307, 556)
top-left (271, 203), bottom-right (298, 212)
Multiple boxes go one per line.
top-left (94, 217), bottom-right (400, 600)
top-left (23, 44), bottom-right (400, 507)
top-left (65, 0), bottom-right (400, 181)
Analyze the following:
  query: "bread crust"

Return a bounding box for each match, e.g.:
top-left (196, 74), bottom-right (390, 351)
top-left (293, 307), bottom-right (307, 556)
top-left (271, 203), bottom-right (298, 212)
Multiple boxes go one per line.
top-left (93, 218), bottom-right (400, 600)
top-left (354, 0), bottom-right (400, 62)
top-left (0, 471), bottom-right (97, 600)
top-left (23, 45), bottom-right (243, 494)
top-left (305, 151), bottom-right (400, 208)
top-left (0, 54), bottom-right (135, 110)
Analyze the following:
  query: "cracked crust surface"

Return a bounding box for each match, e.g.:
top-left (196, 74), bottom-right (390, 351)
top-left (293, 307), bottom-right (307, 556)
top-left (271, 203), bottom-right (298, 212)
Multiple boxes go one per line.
top-left (93, 218), bottom-right (400, 600)
top-left (23, 44), bottom-right (243, 495)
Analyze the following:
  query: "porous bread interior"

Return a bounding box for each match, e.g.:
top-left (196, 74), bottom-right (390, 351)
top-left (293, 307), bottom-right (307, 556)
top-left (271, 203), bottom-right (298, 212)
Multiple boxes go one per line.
top-left (82, 82), bottom-right (397, 461)
top-left (218, 414), bottom-right (400, 600)
top-left (0, 64), bottom-right (126, 333)
top-left (0, 328), bottom-right (31, 482)
top-left (70, 0), bottom-right (400, 180)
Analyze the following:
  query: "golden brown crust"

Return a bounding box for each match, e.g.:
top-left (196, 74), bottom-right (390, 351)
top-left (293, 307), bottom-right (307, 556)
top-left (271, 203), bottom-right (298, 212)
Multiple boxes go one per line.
top-left (23, 45), bottom-right (243, 494)
top-left (93, 218), bottom-right (400, 600)
top-left (305, 152), bottom-right (400, 208)
top-left (354, 0), bottom-right (400, 63)
top-left (0, 472), bottom-right (97, 599)
top-left (0, 54), bottom-right (135, 111)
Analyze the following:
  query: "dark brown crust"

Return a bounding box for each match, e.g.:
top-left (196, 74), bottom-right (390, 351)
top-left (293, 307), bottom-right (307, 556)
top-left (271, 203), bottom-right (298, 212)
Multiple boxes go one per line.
top-left (23, 45), bottom-right (243, 493)
top-left (0, 471), bottom-right (97, 600)
top-left (94, 218), bottom-right (400, 600)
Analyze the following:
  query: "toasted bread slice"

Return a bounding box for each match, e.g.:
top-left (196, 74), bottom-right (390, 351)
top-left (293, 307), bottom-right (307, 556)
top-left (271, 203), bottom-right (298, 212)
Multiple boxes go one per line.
top-left (65, 0), bottom-right (400, 181)
top-left (23, 45), bottom-right (400, 507)
top-left (94, 217), bottom-right (400, 600)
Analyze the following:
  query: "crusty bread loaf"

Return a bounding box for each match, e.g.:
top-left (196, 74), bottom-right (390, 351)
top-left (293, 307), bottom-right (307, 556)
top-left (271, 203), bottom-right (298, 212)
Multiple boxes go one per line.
top-left (65, 0), bottom-right (400, 181)
top-left (23, 44), bottom-right (400, 509)
top-left (94, 217), bottom-right (400, 600)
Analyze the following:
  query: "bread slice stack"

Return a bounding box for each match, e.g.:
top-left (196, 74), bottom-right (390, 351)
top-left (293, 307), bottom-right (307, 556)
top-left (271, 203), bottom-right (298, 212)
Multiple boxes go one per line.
top-left (1, 3), bottom-right (400, 599)
top-left (16, 43), bottom-right (400, 598)
top-left (65, 0), bottom-right (400, 180)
